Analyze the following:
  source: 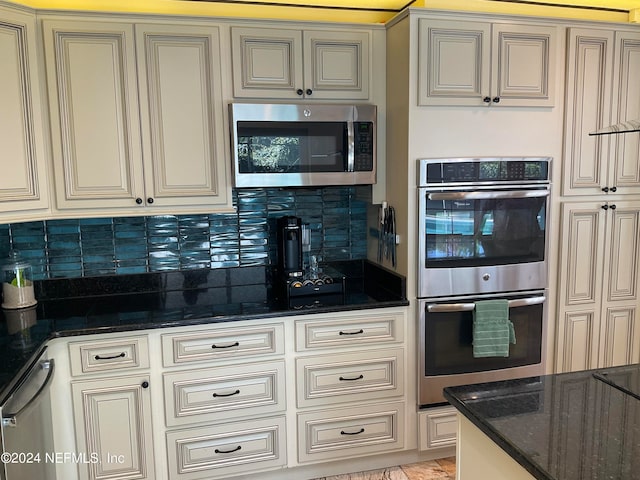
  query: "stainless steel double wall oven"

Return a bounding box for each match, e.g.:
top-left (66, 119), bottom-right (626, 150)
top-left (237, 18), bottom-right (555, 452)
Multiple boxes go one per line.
top-left (417, 157), bottom-right (551, 406)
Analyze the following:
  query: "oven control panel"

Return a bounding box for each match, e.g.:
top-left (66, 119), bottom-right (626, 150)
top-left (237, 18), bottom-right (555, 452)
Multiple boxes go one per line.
top-left (420, 157), bottom-right (550, 185)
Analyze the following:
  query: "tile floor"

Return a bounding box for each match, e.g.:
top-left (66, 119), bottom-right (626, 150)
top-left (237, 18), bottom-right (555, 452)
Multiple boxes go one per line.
top-left (311, 457), bottom-right (456, 480)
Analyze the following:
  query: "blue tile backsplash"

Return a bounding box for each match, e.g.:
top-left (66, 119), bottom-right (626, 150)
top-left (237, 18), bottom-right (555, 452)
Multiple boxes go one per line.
top-left (0, 187), bottom-right (369, 280)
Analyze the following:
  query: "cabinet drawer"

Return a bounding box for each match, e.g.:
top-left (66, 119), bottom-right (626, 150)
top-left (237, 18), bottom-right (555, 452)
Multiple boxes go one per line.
top-left (297, 402), bottom-right (405, 463)
top-left (161, 323), bottom-right (284, 367)
top-left (296, 348), bottom-right (404, 408)
top-left (295, 310), bottom-right (405, 351)
top-left (166, 416), bottom-right (287, 480)
top-left (163, 361), bottom-right (286, 426)
top-left (68, 335), bottom-right (149, 376)
top-left (419, 406), bottom-right (458, 450)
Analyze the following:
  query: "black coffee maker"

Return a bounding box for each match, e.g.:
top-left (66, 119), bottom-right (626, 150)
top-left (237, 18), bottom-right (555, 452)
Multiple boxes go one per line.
top-left (276, 216), bottom-right (304, 279)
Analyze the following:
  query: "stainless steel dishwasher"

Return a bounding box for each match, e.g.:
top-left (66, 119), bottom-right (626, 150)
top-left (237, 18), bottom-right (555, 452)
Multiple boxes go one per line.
top-left (1, 348), bottom-right (56, 480)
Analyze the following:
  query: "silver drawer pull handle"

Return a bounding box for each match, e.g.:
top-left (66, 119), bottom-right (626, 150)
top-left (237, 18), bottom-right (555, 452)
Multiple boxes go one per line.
top-left (94, 352), bottom-right (126, 360)
top-left (341, 428), bottom-right (365, 435)
top-left (213, 389), bottom-right (240, 398)
top-left (339, 374), bottom-right (364, 381)
top-left (339, 329), bottom-right (364, 336)
top-left (211, 342), bottom-right (240, 349)
top-left (215, 446), bottom-right (242, 454)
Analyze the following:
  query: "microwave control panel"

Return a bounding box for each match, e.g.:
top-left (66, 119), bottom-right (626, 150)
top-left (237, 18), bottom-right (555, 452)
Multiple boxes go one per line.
top-left (354, 122), bottom-right (374, 171)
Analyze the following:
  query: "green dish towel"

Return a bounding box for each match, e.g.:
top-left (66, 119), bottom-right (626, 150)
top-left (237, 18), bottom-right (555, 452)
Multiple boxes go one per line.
top-left (472, 299), bottom-right (516, 358)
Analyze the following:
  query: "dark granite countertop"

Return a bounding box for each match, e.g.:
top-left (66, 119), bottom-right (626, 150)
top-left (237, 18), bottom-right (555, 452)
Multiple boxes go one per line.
top-left (0, 260), bottom-right (407, 403)
top-left (444, 365), bottom-right (640, 480)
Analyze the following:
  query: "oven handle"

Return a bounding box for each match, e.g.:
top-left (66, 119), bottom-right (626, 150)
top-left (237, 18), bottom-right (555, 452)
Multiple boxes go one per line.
top-left (426, 296), bottom-right (546, 313)
top-left (427, 190), bottom-right (550, 201)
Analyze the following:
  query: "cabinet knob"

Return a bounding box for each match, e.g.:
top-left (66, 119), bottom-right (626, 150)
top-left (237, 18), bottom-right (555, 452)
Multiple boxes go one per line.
top-left (147, 197), bottom-right (154, 204)
top-left (610, 186), bottom-right (617, 193)
top-left (141, 381), bottom-right (149, 389)
top-left (492, 97), bottom-right (500, 103)
top-left (483, 97), bottom-right (491, 103)
top-left (602, 204), bottom-right (609, 210)
top-left (135, 198), bottom-right (143, 205)
top-left (610, 204), bottom-right (617, 210)
top-left (296, 89), bottom-right (304, 96)
top-left (602, 187), bottom-right (609, 193)
top-left (305, 88), bottom-right (313, 96)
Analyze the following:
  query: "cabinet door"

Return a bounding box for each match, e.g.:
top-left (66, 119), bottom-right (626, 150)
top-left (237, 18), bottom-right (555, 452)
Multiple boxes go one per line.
top-left (609, 32), bottom-right (640, 195)
top-left (418, 19), bottom-right (491, 106)
top-left (562, 28), bottom-right (615, 196)
top-left (303, 29), bottom-right (370, 100)
top-left (598, 202), bottom-right (640, 367)
top-left (491, 24), bottom-right (556, 106)
top-left (71, 375), bottom-right (155, 480)
top-left (231, 27), bottom-right (303, 99)
top-left (0, 7), bottom-right (49, 216)
top-left (556, 202), bottom-right (606, 372)
top-left (135, 24), bottom-right (229, 208)
top-left (42, 20), bottom-right (145, 210)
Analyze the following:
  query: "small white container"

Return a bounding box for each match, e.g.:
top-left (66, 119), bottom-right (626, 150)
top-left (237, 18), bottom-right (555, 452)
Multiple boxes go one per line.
top-left (1, 250), bottom-right (37, 309)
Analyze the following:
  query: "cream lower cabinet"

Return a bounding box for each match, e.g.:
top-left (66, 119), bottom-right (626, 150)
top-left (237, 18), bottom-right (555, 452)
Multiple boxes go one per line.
top-left (417, 18), bottom-right (557, 107)
top-left (230, 26), bottom-right (370, 100)
top-left (0, 5), bottom-right (50, 220)
top-left (556, 201), bottom-right (640, 372)
top-left (42, 19), bottom-right (230, 214)
top-left (68, 335), bottom-right (154, 480)
top-left (71, 375), bottom-right (155, 480)
top-left (418, 406), bottom-right (458, 451)
top-left (161, 321), bottom-right (287, 479)
top-left (294, 309), bottom-right (406, 464)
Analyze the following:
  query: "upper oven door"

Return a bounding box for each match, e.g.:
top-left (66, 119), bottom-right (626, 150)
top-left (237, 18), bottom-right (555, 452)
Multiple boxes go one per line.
top-left (418, 187), bottom-right (550, 297)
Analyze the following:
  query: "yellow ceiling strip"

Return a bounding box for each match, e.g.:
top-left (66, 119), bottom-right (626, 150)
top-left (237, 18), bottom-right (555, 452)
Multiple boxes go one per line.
top-left (12, 0), bottom-right (640, 23)
top-left (422, 0), bottom-right (632, 22)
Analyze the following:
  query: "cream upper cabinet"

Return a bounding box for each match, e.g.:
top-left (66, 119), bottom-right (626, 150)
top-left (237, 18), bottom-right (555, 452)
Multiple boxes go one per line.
top-left (555, 201), bottom-right (640, 373)
top-left (42, 20), bottom-right (145, 210)
top-left (135, 23), bottom-right (229, 208)
top-left (418, 19), bottom-right (556, 107)
top-left (42, 19), bottom-right (230, 213)
top-left (563, 28), bottom-right (640, 196)
top-left (0, 6), bottom-right (49, 218)
top-left (231, 26), bottom-right (370, 100)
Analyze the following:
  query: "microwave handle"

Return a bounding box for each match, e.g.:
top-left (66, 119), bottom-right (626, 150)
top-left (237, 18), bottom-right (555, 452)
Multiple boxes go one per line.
top-left (427, 296), bottom-right (546, 313)
top-left (346, 121), bottom-right (355, 172)
top-left (427, 190), bottom-right (550, 201)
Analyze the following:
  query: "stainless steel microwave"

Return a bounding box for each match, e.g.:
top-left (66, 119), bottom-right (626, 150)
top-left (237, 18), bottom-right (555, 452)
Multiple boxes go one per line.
top-left (229, 103), bottom-right (376, 187)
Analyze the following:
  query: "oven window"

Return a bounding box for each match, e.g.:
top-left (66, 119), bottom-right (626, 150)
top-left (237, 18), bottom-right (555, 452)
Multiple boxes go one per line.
top-left (237, 121), bottom-right (346, 174)
top-left (424, 302), bottom-right (543, 376)
top-left (424, 194), bottom-right (546, 268)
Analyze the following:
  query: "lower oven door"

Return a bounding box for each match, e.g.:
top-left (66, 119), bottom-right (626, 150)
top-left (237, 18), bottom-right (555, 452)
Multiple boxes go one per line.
top-left (419, 291), bottom-right (547, 406)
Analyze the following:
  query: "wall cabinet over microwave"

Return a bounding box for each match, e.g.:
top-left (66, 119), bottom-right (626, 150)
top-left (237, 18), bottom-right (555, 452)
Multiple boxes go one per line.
top-left (231, 26), bottom-right (371, 100)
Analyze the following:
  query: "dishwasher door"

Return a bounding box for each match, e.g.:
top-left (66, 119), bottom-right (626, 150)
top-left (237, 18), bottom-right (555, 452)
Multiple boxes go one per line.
top-left (1, 349), bottom-right (56, 480)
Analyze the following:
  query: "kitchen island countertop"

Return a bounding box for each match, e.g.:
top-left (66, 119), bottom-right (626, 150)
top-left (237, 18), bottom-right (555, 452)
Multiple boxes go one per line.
top-left (444, 365), bottom-right (640, 480)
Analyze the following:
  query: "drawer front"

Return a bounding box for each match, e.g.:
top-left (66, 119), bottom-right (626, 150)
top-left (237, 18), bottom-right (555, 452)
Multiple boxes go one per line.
top-left (296, 348), bottom-right (404, 408)
top-left (163, 361), bottom-right (286, 426)
top-left (166, 416), bottom-right (287, 480)
top-left (297, 402), bottom-right (405, 463)
top-left (295, 310), bottom-right (405, 351)
top-left (419, 406), bottom-right (458, 450)
top-left (68, 335), bottom-right (149, 376)
top-left (162, 323), bottom-right (284, 367)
